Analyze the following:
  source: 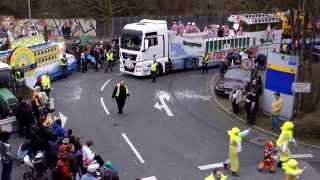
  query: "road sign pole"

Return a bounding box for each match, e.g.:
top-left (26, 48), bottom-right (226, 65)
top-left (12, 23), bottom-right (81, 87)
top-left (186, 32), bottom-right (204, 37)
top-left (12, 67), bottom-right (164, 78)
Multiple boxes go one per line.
top-left (297, 93), bottom-right (302, 120)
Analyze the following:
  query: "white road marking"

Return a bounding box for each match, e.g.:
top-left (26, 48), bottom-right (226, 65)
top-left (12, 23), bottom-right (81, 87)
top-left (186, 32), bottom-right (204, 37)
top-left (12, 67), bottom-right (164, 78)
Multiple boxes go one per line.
top-left (121, 133), bottom-right (145, 164)
top-left (101, 79), bottom-right (112, 92)
top-left (59, 112), bottom-right (68, 128)
top-left (100, 97), bottom-right (111, 115)
top-left (198, 159), bottom-right (230, 171)
top-left (140, 176), bottom-right (157, 180)
top-left (154, 91), bottom-right (174, 117)
top-left (291, 154), bottom-right (313, 159)
top-left (174, 90), bottom-right (211, 101)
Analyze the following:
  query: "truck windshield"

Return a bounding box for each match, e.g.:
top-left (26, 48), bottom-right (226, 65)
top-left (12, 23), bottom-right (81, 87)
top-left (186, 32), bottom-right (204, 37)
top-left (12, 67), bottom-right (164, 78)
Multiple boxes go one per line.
top-left (0, 70), bottom-right (13, 89)
top-left (121, 30), bottom-right (142, 51)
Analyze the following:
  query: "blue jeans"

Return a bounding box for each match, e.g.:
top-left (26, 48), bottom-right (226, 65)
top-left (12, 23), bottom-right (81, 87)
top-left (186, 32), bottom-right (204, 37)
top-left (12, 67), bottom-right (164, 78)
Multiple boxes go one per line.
top-left (272, 115), bottom-right (280, 129)
top-left (1, 160), bottom-right (13, 180)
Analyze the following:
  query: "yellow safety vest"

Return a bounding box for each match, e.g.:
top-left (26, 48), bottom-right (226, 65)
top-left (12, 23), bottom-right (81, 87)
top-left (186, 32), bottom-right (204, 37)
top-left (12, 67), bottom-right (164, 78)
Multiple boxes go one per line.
top-left (151, 63), bottom-right (158, 72)
top-left (106, 52), bottom-right (114, 61)
top-left (203, 54), bottom-right (209, 64)
top-left (115, 84), bottom-right (129, 97)
top-left (41, 74), bottom-right (51, 90)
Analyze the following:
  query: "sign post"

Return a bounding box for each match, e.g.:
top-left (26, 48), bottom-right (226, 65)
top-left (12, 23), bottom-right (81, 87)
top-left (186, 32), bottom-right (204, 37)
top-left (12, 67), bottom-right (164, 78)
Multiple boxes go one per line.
top-left (292, 82), bottom-right (311, 119)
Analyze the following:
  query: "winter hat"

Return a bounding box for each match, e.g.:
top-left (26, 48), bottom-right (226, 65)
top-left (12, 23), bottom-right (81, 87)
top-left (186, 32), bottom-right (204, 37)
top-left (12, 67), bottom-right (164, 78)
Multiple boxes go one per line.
top-left (281, 121), bottom-right (294, 131)
top-left (87, 163), bottom-right (99, 173)
top-left (104, 161), bottom-right (113, 168)
top-left (282, 159), bottom-right (299, 171)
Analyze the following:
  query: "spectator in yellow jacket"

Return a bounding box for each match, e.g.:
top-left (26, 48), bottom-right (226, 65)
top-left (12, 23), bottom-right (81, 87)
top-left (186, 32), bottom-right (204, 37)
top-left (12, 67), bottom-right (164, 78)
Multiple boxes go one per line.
top-left (271, 92), bottom-right (283, 129)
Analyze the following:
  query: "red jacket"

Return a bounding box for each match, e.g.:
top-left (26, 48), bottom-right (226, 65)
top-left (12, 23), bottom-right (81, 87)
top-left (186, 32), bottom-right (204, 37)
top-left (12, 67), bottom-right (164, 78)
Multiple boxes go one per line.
top-left (57, 159), bottom-right (72, 180)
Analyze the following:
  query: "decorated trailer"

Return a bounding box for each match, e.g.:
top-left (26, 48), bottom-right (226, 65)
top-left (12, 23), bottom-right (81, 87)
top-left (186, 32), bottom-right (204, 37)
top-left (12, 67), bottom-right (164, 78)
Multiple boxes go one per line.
top-left (0, 34), bottom-right (77, 132)
top-left (119, 13), bottom-right (283, 76)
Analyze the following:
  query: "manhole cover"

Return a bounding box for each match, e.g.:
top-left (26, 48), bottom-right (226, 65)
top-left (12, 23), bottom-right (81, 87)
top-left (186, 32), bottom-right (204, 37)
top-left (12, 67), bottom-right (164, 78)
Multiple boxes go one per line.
top-left (112, 123), bottom-right (121, 127)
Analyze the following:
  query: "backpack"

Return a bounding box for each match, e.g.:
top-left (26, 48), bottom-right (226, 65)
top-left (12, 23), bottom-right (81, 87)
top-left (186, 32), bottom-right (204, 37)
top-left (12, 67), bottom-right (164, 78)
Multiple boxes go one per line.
top-left (51, 166), bottom-right (62, 180)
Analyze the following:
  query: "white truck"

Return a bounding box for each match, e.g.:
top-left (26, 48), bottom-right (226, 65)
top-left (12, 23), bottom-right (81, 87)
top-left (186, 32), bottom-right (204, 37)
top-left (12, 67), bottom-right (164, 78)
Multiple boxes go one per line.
top-left (119, 13), bottom-right (283, 76)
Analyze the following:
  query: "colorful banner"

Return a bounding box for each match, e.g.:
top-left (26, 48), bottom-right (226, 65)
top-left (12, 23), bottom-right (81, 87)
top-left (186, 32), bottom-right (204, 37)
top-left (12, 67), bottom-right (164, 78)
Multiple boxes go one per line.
top-left (10, 35), bottom-right (45, 49)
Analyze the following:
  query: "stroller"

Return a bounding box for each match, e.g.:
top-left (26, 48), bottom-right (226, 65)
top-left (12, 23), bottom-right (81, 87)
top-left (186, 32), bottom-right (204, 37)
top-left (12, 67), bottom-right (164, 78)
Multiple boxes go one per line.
top-left (17, 142), bottom-right (48, 180)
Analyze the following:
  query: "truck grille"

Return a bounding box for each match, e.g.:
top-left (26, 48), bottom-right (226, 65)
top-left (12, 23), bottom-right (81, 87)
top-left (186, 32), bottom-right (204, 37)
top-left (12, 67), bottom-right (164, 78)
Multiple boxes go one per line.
top-left (122, 53), bottom-right (137, 61)
top-left (124, 63), bottom-right (136, 72)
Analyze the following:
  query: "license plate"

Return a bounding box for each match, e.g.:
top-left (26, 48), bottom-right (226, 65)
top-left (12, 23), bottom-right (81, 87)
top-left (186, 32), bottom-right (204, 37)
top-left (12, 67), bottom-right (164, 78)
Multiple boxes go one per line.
top-left (125, 60), bottom-right (134, 69)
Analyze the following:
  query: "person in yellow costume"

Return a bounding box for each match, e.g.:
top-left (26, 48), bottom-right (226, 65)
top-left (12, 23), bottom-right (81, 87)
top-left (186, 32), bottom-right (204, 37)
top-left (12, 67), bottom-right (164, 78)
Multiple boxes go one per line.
top-left (227, 127), bottom-right (250, 176)
top-left (282, 159), bottom-right (305, 180)
top-left (276, 121), bottom-right (296, 168)
top-left (204, 169), bottom-right (228, 180)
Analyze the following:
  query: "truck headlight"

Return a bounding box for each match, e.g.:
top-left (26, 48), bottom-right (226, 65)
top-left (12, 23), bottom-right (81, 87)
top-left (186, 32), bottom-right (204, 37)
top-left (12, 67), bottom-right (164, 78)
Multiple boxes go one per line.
top-left (135, 64), bottom-right (142, 72)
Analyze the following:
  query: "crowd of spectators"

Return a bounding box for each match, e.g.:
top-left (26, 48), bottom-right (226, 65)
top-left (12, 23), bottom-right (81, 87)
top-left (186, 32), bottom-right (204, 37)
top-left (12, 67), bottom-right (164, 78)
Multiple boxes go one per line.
top-left (0, 71), bottom-right (120, 180)
top-left (71, 39), bottom-right (119, 73)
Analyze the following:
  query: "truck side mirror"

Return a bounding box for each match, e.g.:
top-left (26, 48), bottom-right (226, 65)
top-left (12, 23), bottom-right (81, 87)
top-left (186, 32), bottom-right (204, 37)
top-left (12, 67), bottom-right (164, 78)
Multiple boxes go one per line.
top-left (144, 39), bottom-right (150, 51)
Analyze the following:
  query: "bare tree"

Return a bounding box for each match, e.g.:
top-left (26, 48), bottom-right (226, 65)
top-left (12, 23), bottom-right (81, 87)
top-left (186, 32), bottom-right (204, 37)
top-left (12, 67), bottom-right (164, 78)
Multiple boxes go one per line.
top-left (65, 0), bottom-right (130, 38)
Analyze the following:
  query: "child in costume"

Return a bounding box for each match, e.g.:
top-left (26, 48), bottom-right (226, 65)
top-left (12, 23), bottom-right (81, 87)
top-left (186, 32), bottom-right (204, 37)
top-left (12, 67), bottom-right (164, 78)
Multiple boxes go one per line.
top-left (258, 141), bottom-right (276, 173)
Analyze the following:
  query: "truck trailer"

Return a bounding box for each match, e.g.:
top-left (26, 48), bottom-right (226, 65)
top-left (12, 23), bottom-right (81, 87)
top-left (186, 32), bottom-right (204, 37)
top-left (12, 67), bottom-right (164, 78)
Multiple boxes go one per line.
top-left (119, 13), bottom-right (283, 76)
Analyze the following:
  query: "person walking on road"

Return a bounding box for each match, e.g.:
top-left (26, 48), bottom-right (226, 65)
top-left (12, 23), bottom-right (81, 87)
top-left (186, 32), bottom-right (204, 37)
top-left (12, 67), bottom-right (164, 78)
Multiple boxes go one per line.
top-left (202, 52), bottom-right (209, 74)
top-left (112, 80), bottom-right (129, 114)
top-left (282, 159), bottom-right (305, 180)
top-left (227, 127), bottom-right (251, 177)
top-left (276, 121), bottom-right (296, 168)
top-left (105, 49), bottom-right (114, 73)
top-left (228, 127), bottom-right (241, 176)
top-left (60, 53), bottom-right (68, 78)
top-left (151, 59), bottom-right (158, 83)
top-left (271, 92), bottom-right (283, 130)
top-left (41, 72), bottom-right (51, 98)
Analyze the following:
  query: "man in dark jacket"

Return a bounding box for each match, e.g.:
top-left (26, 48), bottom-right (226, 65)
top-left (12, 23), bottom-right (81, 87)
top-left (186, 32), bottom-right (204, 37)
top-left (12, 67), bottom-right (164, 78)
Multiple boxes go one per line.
top-left (112, 80), bottom-right (129, 114)
top-left (15, 97), bottom-right (34, 138)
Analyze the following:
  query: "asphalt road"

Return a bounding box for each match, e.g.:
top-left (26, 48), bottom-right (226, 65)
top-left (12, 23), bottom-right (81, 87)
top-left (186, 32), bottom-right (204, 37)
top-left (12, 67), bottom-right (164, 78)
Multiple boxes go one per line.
top-left (46, 66), bottom-right (320, 180)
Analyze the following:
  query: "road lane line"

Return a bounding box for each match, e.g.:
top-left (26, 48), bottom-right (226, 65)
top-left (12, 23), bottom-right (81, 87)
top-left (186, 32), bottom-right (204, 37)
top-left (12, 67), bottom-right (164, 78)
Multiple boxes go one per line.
top-left (140, 176), bottom-right (157, 180)
top-left (291, 154), bottom-right (313, 159)
top-left (198, 163), bottom-right (224, 170)
top-left (198, 159), bottom-right (229, 170)
top-left (101, 79), bottom-right (112, 92)
top-left (121, 133), bottom-right (145, 164)
top-left (100, 97), bottom-right (111, 115)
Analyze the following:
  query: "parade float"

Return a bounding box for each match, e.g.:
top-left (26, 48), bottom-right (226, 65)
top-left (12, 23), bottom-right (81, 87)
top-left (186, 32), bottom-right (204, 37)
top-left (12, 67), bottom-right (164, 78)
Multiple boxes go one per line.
top-left (119, 13), bottom-right (282, 76)
top-left (0, 30), bottom-right (77, 131)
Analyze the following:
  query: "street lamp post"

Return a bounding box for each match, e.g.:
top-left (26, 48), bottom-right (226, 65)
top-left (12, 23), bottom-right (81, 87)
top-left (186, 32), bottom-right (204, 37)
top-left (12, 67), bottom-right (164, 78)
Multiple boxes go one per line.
top-left (27, 0), bottom-right (32, 28)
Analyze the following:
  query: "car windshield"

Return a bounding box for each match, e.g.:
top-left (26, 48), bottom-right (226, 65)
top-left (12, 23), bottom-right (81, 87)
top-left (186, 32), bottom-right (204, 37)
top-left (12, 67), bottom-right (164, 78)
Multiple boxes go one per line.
top-left (0, 70), bottom-right (13, 88)
top-left (121, 29), bottom-right (142, 51)
top-left (224, 68), bottom-right (251, 82)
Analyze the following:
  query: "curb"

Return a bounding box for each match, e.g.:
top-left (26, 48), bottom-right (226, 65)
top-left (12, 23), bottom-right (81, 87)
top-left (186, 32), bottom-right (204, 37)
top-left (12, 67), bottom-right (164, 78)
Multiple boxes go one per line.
top-left (209, 73), bottom-right (320, 150)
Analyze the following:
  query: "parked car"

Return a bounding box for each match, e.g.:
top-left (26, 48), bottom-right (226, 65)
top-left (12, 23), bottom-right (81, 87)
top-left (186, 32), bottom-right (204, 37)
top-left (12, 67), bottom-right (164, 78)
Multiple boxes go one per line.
top-left (215, 67), bottom-right (251, 96)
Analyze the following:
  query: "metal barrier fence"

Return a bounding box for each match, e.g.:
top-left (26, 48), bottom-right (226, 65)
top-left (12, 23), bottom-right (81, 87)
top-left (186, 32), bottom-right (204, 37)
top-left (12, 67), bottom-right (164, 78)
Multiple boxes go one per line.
top-left (96, 15), bottom-right (227, 38)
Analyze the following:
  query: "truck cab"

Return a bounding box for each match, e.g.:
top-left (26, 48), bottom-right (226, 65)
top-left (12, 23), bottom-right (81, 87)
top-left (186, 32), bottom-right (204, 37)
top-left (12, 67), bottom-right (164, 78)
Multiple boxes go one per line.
top-left (120, 19), bottom-right (169, 76)
top-left (0, 62), bottom-right (17, 119)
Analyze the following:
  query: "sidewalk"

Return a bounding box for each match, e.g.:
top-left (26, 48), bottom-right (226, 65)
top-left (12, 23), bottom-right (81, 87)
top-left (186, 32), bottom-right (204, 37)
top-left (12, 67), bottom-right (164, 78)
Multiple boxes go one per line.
top-left (209, 74), bottom-right (320, 149)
